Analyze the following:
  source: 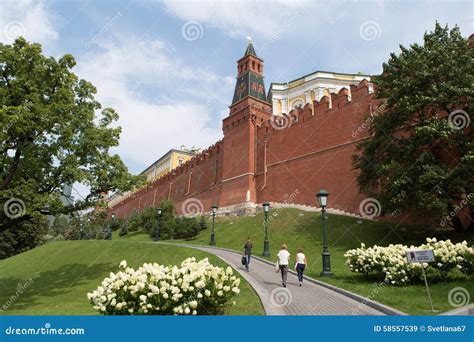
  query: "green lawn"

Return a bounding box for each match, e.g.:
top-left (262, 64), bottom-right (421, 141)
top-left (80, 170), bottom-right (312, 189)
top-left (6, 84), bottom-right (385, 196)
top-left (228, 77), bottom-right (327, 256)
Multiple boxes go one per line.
top-left (0, 240), bottom-right (264, 315)
top-left (154, 208), bottom-right (472, 315)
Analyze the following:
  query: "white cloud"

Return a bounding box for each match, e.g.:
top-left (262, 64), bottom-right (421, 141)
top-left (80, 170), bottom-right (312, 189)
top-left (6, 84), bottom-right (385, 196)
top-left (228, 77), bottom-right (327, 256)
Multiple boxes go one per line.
top-left (76, 38), bottom-right (224, 172)
top-left (161, 0), bottom-right (312, 40)
top-left (0, 0), bottom-right (58, 44)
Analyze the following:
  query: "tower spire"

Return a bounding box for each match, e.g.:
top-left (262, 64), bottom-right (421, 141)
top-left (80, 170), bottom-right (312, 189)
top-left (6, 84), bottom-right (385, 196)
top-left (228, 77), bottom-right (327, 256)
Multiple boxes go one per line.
top-left (231, 39), bottom-right (268, 105)
top-left (244, 37), bottom-right (257, 57)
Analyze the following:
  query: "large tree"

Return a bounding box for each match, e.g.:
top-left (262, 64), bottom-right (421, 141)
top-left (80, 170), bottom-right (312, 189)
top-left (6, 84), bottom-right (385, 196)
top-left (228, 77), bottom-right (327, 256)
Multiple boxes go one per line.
top-left (353, 23), bottom-right (473, 232)
top-left (0, 38), bottom-right (143, 255)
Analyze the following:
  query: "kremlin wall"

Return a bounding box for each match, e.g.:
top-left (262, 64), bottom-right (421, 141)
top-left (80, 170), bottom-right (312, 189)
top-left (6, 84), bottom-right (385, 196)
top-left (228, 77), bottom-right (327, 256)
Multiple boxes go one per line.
top-left (109, 42), bottom-right (384, 219)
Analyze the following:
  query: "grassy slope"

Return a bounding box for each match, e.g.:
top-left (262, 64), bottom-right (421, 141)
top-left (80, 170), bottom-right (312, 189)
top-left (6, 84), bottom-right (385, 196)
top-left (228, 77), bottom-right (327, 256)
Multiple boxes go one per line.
top-left (0, 241), bottom-right (264, 315)
top-left (163, 209), bottom-right (472, 315)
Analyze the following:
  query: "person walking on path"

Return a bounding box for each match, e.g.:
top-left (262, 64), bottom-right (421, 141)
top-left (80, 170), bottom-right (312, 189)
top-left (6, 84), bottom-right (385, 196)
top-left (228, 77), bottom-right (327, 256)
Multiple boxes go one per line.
top-left (294, 248), bottom-right (307, 287)
top-left (277, 244), bottom-right (291, 287)
top-left (243, 238), bottom-right (253, 271)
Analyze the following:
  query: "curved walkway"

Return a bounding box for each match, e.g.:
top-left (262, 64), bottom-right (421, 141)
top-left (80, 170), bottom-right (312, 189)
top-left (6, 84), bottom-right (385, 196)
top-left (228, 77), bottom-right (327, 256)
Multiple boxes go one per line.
top-left (163, 243), bottom-right (404, 316)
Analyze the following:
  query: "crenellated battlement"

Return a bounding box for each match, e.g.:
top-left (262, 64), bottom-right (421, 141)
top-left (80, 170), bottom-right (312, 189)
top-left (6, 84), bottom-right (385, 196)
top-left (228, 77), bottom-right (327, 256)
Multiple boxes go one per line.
top-left (259, 79), bottom-right (376, 139)
top-left (154, 140), bottom-right (224, 185)
top-left (109, 44), bottom-right (381, 221)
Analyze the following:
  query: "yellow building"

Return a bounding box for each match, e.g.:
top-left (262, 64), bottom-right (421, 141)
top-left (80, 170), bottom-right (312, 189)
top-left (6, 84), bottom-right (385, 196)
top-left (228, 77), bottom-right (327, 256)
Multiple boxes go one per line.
top-left (141, 147), bottom-right (196, 182)
top-left (107, 147), bottom-right (197, 207)
top-left (268, 70), bottom-right (372, 115)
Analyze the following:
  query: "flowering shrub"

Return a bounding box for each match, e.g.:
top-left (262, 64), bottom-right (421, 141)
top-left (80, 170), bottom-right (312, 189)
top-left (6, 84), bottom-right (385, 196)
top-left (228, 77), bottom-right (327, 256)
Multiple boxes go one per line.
top-left (344, 238), bottom-right (473, 285)
top-left (87, 257), bottom-right (241, 315)
top-left (421, 238), bottom-right (472, 279)
top-left (344, 243), bottom-right (421, 284)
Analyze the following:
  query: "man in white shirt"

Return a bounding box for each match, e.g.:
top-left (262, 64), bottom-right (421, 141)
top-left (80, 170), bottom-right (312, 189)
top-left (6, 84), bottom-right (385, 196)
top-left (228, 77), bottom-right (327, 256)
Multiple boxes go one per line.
top-left (277, 244), bottom-right (291, 287)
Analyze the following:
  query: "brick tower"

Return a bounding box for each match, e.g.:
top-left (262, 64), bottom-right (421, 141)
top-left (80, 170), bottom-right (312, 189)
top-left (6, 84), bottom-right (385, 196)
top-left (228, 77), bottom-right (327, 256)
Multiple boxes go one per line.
top-left (220, 39), bottom-right (272, 212)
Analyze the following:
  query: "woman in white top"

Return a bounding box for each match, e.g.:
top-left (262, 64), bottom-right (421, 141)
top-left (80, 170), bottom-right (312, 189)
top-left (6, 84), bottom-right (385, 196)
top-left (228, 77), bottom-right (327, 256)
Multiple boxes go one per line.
top-left (294, 248), bottom-right (307, 286)
top-left (277, 244), bottom-right (291, 287)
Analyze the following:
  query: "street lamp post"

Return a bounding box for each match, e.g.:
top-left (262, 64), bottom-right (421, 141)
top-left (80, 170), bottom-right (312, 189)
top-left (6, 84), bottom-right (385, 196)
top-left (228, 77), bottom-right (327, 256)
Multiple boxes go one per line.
top-left (317, 188), bottom-right (333, 276)
top-left (262, 202), bottom-right (270, 257)
top-left (210, 205), bottom-right (218, 246)
top-left (154, 208), bottom-right (162, 242)
top-left (107, 212), bottom-right (115, 240)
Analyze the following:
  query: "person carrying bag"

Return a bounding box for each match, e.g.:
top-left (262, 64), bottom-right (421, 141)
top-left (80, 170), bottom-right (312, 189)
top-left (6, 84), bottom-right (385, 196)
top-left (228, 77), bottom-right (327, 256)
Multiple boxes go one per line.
top-left (242, 238), bottom-right (252, 272)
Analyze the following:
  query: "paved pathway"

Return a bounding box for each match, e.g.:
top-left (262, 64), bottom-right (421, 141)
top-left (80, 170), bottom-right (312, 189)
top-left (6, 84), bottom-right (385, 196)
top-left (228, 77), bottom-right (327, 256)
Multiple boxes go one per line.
top-left (176, 244), bottom-right (401, 315)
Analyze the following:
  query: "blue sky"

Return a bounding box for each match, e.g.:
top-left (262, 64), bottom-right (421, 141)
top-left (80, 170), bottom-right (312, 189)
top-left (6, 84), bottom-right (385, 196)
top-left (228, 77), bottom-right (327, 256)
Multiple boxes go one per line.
top-left (0, 0), bottom-right (472, 197)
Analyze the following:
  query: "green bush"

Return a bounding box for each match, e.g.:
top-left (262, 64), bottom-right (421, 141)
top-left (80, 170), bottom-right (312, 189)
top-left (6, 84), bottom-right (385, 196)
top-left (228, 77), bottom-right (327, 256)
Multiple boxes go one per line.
top-left (119, 219), bottom-right (128, 236)
top-left (109, 218), bottom-right (122, 231)
top-left (63, 212), bottom-right (109, 240)
top-left (42, 233), bottom-right (66, 245)
top-left (127, 210), bottom-right (141, 232)
top-left (161, 218), bottom-right (177, 240)
top-left (460, 251), bottom-right (474, 276)
top-left (108, 200), bottom-right (202, 241)
top-left (174, 217), bottom-right (200, 239)
top-left (51, 215), bottom-right (69, 235)
top-left (199, 216), bottom-right (208, 231)
top-left (0, 212), bottom-right (48, 259)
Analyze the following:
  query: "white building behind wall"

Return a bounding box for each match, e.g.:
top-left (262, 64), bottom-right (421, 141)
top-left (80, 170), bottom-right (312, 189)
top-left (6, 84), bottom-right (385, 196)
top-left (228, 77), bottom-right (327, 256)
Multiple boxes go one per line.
top-left (268, 71), bottom-right (372, 116)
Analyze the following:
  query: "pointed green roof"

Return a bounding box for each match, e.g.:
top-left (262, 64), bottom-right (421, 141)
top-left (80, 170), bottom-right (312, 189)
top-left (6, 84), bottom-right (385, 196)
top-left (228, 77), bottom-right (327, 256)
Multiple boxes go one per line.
top-left (238, 39), bottom-right (263, 63)
top-left (244, 41), bottom-right (257, 57)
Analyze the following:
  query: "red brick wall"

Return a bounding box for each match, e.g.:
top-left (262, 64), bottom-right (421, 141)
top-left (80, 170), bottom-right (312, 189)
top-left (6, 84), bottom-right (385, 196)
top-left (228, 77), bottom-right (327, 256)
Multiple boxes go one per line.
top-left (255, 80), bottom-right (378, 213)
top-left (109, 80), bottom-right (381, 218)
top-left (111, 141), bottom-right (225, 218)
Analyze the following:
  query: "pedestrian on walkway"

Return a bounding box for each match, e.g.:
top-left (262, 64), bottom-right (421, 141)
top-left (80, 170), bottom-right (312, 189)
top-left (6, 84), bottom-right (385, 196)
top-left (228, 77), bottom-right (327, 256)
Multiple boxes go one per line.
top-left (277, 244), bottom-right (291, 287)
top-left (294, 248), bottom-right (307, 287)
top-left (243, 238), bottom-right (252, 271)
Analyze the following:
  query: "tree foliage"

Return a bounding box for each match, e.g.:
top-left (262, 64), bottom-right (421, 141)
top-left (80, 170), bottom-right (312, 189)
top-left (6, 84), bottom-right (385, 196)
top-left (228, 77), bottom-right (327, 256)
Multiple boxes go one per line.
top-left (0, 38), bottom-right (143, 256)
top-left (353, 23), bottom-right (474, 231)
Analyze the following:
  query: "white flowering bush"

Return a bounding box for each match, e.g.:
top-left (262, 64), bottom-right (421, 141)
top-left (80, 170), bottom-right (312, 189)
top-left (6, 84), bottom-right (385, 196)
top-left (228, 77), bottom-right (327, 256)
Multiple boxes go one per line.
top-left (344, 238), bottom-right (473, 285)
top-left (421, 238), bottom-right (473, 278)
top-left (87, 257), bottom-right (241, 315)
top-left (344, 243), bottom-right (421, 284)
